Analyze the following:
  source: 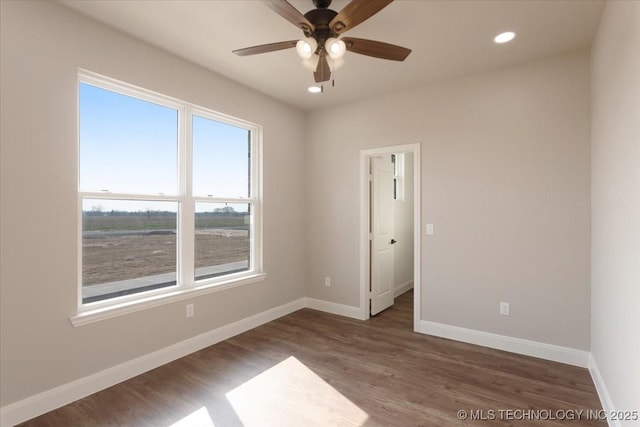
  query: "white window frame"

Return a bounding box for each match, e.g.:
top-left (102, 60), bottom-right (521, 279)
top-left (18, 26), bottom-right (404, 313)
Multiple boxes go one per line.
top-left (72, 70), bottom-right (264, 326)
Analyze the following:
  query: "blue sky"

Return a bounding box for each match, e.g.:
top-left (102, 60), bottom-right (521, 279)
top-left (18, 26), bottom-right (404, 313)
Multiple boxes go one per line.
top-left (80, 83), bottom-right (249, 212)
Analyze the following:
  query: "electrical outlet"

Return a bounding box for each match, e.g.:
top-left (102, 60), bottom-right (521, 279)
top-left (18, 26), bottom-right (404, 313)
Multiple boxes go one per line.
top-left (186, 303), bottom-right (194, 318)
top-left (500, 302), bottom-right (510, 316)
top-left (324, 277), bottom-right (331, 287)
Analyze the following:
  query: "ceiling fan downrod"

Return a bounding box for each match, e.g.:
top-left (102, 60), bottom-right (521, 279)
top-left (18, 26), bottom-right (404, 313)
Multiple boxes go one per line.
top-left (312, 0), bottom-right (332, 9)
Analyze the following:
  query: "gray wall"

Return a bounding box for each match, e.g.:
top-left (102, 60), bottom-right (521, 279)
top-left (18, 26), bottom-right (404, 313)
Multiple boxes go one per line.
top-left (591, 0), bottom-right (640, 416)
top-left (0, 1), bottom-right (306, 406)
top-left (306, 50), bottom-right (591, 350)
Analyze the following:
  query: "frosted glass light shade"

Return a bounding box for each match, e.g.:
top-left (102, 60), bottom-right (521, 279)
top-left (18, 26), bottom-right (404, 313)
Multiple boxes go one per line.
top-left (328, 58), bottom-right (345, 71)
top-left (325, 38), bottom-right (346, 60)
top-left (302, 54), bottom-right (320, 71)
top-left (296, 38), bottom-right (318, 59)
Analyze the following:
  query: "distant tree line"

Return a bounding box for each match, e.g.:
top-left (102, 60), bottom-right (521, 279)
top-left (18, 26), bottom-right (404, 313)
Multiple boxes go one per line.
top-left (83, 209), bottom-right (176, 217)
top-left (83, 206), bottom-right (247, 217)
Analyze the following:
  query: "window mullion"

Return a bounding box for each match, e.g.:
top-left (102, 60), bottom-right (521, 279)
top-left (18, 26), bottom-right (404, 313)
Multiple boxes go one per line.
top-left (179, 107), bottom-right (195, 289)
top-left (192, 197), bottom-right (257, 204)
top-left (79, 192), bottom-right (180, 201)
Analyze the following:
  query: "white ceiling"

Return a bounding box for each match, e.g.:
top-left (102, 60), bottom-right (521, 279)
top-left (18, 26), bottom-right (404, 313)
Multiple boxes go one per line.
top-left (60, 0), bottom-right (604, 111)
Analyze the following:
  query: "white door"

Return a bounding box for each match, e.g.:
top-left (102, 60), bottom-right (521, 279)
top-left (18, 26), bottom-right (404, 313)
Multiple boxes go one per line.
top-left (370, 155), bottom-right (395, 315)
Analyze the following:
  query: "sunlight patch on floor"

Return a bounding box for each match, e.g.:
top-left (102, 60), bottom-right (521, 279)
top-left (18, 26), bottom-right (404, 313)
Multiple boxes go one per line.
top-left (169, 406), bottom-right (215, 427)
top-left (226, 356), bottom-right (369, 426)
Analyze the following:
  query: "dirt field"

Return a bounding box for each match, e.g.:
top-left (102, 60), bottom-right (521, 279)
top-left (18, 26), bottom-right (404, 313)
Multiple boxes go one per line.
top-left (83, 231), bottom-right (249, 285)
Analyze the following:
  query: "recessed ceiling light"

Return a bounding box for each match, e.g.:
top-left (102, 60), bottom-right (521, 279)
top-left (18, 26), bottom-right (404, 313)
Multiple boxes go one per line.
top-left (308, 86), bottom-right (322, 94)
top-left (494, 31), bottom-right (516, 44)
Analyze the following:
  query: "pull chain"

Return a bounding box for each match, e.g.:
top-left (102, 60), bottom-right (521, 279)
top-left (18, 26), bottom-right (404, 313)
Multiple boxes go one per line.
top-left (331, 57), bottom-right (336, 87)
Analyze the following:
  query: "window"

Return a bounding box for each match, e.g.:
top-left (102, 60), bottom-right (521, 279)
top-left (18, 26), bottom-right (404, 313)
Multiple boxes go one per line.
top-left (78, 72), bottom-right (262, 313)
top-left (391, 153), bottom-right (404, 201)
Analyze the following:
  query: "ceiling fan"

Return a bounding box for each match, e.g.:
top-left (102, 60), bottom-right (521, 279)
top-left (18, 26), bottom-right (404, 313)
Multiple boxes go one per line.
top-left (232, 0), bottom-right (411, 84)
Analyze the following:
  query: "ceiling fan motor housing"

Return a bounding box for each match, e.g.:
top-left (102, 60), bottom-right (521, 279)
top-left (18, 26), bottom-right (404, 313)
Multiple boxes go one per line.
top-left (304, 8), bottom-right (339, 52)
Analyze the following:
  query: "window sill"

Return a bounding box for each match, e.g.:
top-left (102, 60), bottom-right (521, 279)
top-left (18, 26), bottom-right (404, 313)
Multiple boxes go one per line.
top-left (70, 273), bottom-right (267, 327)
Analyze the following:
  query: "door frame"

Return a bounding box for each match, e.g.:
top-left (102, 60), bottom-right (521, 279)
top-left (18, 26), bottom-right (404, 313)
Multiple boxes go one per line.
top-left (359, 143), bottom-right (421, 331)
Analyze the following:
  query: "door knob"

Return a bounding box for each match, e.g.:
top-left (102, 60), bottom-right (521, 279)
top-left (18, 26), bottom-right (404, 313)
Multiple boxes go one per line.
top-left (390, 239), bottom-right (397, 244)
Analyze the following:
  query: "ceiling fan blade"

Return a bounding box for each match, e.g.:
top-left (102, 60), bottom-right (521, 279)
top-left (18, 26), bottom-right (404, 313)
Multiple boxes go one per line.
top-left (343, 37), bottom-right (411, 61)
top-left (314, 54), bottom-right (331, 83)
top-left (329, 0), bottom-right (394, 34)
top-left (262, 0), bottom-right (315, 35)
top-left (232, 40), bottom-right (297, 56)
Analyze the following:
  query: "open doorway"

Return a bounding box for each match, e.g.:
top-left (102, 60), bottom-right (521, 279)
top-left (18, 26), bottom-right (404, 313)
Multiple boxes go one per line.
top-left (359, 144), bottom-right (421, 331)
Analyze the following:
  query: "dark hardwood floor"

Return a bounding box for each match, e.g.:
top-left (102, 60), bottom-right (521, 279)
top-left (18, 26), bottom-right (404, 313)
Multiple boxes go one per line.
top-left (20, 290), bottom-right (604, 426)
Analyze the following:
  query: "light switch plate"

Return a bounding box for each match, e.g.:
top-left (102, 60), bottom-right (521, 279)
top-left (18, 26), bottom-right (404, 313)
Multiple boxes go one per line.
top-left (500, 302), bottom-right (510, 316)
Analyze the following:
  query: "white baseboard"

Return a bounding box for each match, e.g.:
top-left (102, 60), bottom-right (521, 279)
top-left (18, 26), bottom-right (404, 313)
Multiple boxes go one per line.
top-left (589, 354), bottom-right (619, 427)
top-left (394, 280), bottom-right (414, 298)
top-left (417, 320), bottom-right (590, 368)
top-left (304, 297), bottom-right (362, 320)
top-left (0, 298), bottom-right (306, 427)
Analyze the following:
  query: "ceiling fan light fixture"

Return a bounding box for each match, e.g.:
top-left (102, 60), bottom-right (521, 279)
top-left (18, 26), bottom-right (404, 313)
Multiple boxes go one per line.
top-left (302, 54), bottom-right (320, 71)
top-left (307, 86), bottom-right (322, 94)
top-left (325, 37), bottom-right (346, 60)
top-left (328, 58), bottom-right (345, 72)
top-left (494, 31), bottom-right (516, 44)
top-left (233, 0), bottom-right (412, 84)
top-left (296, 37), bottom-right (318, 59)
